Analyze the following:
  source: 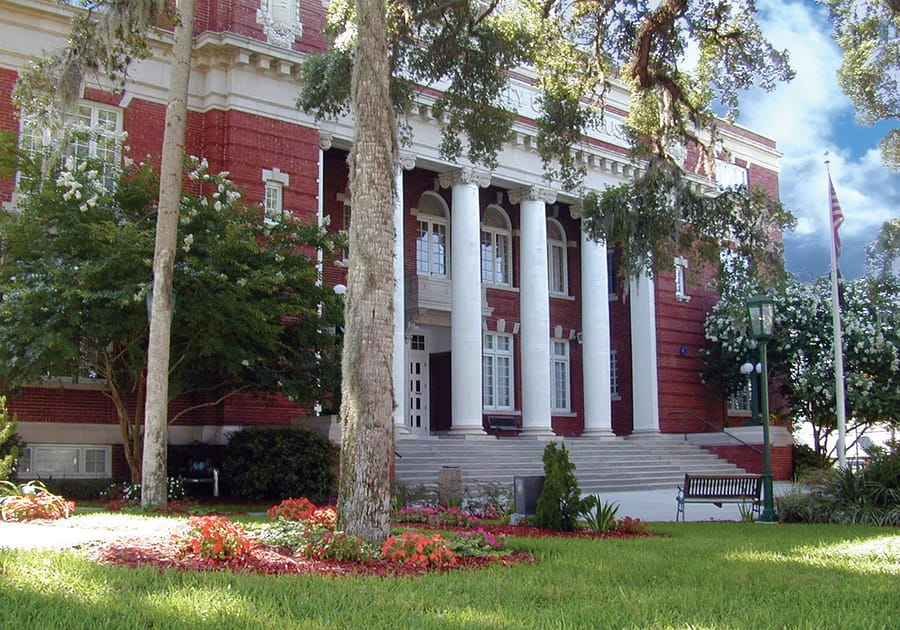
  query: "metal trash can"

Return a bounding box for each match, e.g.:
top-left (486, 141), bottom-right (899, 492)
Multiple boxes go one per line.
top-left (513, 475), bottom-right (545, 516)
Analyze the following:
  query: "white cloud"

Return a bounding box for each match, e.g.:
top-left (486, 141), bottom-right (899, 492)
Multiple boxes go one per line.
top-left (735, 0), bottom-right (900, 280)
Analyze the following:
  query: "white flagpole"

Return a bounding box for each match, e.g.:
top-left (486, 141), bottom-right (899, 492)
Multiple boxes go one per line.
top-left (825, 154), bottom-right (847, 468)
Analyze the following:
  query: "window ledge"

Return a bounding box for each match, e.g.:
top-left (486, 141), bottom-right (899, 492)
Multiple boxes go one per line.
top-left (675, 293), bottom-right (691, 303)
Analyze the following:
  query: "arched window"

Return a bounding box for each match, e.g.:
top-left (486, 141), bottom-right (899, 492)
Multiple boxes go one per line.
top-left (547, 219), bottom-right (568, 295)
top-left (481, 205), bottom-right (512, 285)
top-left (415, 192), bottom-right (450, 276)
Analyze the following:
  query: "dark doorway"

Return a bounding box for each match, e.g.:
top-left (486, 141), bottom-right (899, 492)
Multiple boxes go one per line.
top-left (430, 351), bottom-right (452, 432)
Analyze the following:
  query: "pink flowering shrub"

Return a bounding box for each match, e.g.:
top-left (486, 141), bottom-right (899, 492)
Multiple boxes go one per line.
top-left (396, 505), bottom-right (479, 528)
top-left (179, 515), bottom-right (256, 561)
top-left (614, 516), bottom-right (649, 535)
top-left (267, 497), bottom-right (317, 521)
top-left (449, 528), bottom-right (509, 557)
top-left (0, 481), bottom-right (74, 522)
top-left (381, 531), bottom-right (458, 569)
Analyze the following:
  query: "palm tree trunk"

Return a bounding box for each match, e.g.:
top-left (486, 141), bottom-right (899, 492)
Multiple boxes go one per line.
top-left (337, 0), bottom-right (398, 542)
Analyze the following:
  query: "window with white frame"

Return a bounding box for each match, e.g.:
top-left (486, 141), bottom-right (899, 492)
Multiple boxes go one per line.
top-left (17, 444), bottom-right (111, 478)
top-left (550, 339), bottom-right (570, 412)
top-left (610, 350), bottom-right (620, 398)
top-left (547, 219), bottom-right (568, 295)
top-left (481, 205), bottom-right (511, 285)
top-left (674, 256), bottom-right (690, 301)
top-left (483, 332), bottom-right (513, 410)
top-left (715, 159), bottom-right (748, 191)
top-left (261, 167), bottom-right (289, 223)
top-left (20, 103), bottom-right (122, 188)
top-left (728, 381), bottom-right (752, 414)
top-left (415, 192), bottom-right (449, 276)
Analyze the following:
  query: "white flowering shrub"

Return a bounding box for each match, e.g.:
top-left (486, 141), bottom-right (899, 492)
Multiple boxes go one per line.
top-left (703, 273), bottom-right (900, 455)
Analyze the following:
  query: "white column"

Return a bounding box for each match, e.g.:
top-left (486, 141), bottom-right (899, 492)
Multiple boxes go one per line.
top-left (440, 168), bottom-right (490, 435)
top-left (580, 232), bottom-right (614, 436)
top-left (392, 154), bottom-right (415, 435)
top-left (630, 272), bottom-right (660, 433)
top-left (510, 186), bottom-right (555, 436)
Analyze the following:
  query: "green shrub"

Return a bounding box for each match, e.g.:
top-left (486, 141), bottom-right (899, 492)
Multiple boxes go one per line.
top-left (0, 396), bottom-right (21, 481)
top-left (792, 443), bottom-right (830, 478)
top-left (580, 494), bottom-right (619, 532)
top-left (41, 478), bottom-right (117, 501)
top-left (778, 452), bottom-right (900, 525)
top-left (534, 442), bottom-right (583, 531)
top-left (222, 427), bottom-right (337, 502)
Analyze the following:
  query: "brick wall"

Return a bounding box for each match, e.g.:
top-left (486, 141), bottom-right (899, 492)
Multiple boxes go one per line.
top-left (702, 444), bottom-right (793, 481)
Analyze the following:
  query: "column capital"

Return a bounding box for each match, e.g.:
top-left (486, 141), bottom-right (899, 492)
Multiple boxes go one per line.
top-left (509, 186), bottom-right (557, 206)
top-left (438, 167), bottom-right (491, 190)
top-left (397, 152), bottom-right (416, 171)
top-left (318, 132), bottom-right (333, 151)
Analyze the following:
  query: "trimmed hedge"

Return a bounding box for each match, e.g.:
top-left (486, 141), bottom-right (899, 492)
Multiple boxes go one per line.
top-left (222, 427), bottom-right (337, 502)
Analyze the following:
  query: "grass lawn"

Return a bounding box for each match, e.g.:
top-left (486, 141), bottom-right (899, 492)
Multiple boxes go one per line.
top-left (1, 520), bottom-right (897, 629)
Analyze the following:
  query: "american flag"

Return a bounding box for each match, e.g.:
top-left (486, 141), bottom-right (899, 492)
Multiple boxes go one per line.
top-left (828, 173), bottom-right (844, 259)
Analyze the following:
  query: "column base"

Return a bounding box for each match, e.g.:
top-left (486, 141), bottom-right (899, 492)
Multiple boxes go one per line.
top-left (449, 426), bottom-right (490, 437)
top-left (519, 427), bottom-right (556, 438)
top-left (579, 428), bottom-right (616, 438)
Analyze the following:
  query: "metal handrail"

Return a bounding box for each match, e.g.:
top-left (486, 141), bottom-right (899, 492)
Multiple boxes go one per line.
top-left (671, 410), bottom-right (763, 455)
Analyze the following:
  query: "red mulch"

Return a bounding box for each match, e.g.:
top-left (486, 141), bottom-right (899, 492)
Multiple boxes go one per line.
top-left (81, 523), bottom-right (651, 578)
top-left (81, 538), bottom-right (534, 578)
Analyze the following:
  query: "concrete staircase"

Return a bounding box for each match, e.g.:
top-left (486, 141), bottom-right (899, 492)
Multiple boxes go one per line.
top-left (394, 434), bottom-right (749, 497)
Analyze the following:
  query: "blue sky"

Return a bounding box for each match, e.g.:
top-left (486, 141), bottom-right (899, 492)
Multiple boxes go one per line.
top-left (735, 0), bottom-right (900, 281)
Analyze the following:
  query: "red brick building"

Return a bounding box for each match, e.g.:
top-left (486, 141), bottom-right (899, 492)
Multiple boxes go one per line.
top-left (0, 0), bottom-right (792, 483)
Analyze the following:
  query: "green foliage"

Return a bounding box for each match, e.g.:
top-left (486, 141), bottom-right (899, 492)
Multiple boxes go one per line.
top-left (778, 452), bottom-right (900, 525)
top-left (866, 218), bottom-right (900, 278)
top-left (581, 158), bottom-right (795, 283)
top-left (579, 494), bottom-right (620, 532)
top-left (0, 396), bottom-right (21, 481)
top-left (792, 443), bottom-right (831, 479)
top-left (534, 442), bottom-right (583, 531)
top-left (222, 427), bottom-right (337, 502)
top-left (826, 0), bottom-right (899, 170)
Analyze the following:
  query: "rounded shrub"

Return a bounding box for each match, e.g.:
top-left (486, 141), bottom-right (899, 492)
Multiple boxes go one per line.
top-left (222, 427), bottom-right (337, 502)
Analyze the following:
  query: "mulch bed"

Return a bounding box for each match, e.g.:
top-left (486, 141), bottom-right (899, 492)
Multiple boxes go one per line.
top-left (81, 538), bottom-right (534, 578)
top-left (80, 523), bottom-right (651, 578)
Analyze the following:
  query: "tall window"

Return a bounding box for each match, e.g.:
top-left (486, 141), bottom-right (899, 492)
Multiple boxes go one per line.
top-left (607, 251), bottom-right (618, 297)
top-left (674, 256), bottom-right (689, 301)
top-left (261, 167), bottom-right (289, 225)
top-left (20, 103), bottom-right (122, 188)
top-left (415, 192), bottom-right (449, 276)
top-left (483, 332), bottom-right (513, 410)
top-left (550, 339), bottom-right (570, 412)
top-left (610, 350), bottom-right (620, 398)
top-left (481, 206), bottom-right (511, 285)
top-left (547, 219), bottom-right (568, 295)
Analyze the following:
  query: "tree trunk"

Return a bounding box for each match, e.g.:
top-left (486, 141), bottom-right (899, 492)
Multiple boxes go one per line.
top-left (337, 0), bottom-right (398, 542)
top-left (141, 0), bottom-right (195, 508)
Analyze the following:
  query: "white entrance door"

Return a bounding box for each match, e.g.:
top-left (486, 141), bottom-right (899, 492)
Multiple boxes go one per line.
top-left (407, 334), bottom-right (429, 434)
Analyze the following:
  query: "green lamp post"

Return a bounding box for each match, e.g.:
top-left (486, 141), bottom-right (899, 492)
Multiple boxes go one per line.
top-left (746, 294), bottom-right (778, 522)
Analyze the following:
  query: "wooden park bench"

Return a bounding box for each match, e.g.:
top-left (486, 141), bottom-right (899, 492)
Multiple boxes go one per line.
top-left (485, 416), bottom-right (522, 438)
top-left (675, 473), bottom-right (762, 522)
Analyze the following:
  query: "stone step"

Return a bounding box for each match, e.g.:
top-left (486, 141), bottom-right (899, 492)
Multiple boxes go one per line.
top-left (393, 435), bottom-right (749, 498)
